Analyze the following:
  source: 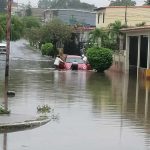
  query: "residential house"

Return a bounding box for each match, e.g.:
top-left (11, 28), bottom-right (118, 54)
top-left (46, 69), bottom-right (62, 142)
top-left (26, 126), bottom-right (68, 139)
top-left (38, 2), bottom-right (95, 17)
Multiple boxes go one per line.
top-left (32, 8), bottom-right (45, 22)
top-left (11, 2), bottom-right (26, 16)
top-left (11, 2), bottom-right (18, 15)
top-left (43, 9), bottom-right (96, 26)
top-left (0, 0), bottom-right (6, 13)
top-left (95, 6), bottom-right (150, 28)
top-left (43, 9), bottom-right (96, 55)
top-left (120, 26), bottom-right (150, 74)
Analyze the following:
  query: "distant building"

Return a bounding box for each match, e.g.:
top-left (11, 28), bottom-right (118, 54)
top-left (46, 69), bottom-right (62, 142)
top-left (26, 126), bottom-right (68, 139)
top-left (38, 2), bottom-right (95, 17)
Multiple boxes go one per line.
top-left (0, 0), bottom-right (6, 13)
top-left (32, 8), bottom-right (45, 22)
top-left (43, 9), bottom-right (96, 26)
top-left (11, 2), bottom-right (18, 15)
top-left (43, 9), bottom-right (96, 55)
top-left (95, 6), bottom-right (150, 28)
top-left (11, 2), bottom-right (26, 16)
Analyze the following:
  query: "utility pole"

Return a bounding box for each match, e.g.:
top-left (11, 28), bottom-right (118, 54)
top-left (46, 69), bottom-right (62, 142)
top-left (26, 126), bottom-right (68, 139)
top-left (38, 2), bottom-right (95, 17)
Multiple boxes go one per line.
top-left (125, 5), bottom-right (127, 25)
top-left (125, 0), bottom-right (127, 26)
top-left (4, 0), bottom-right (12, 110)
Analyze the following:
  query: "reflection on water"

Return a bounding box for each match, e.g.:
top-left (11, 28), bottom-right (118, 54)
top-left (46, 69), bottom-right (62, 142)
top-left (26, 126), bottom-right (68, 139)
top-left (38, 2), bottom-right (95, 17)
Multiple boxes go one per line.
top-left (1, 41), bottom-right (150, 149)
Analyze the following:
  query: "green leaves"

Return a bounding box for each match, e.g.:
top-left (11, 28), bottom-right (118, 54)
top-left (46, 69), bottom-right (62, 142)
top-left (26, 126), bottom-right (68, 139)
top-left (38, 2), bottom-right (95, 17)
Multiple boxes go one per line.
top-left (0, 14), bottom-right (24, 41)
top-left (41, 43), bottom-right (54, 56)
top-left (0, 105), bottom-right (10, 114)
top-left (109, 0), bottom-right (136, 6)
top-left (38, 0), bottom-right (96, 10)
top-left (87, 47), bottom-right (113, 72)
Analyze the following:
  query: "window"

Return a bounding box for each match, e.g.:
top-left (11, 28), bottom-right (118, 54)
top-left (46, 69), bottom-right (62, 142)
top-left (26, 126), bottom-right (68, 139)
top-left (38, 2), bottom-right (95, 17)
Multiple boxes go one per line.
top-left (98, 13), bottom-right (101, 24)
top-left (103, 13), bottom-right (105, 23)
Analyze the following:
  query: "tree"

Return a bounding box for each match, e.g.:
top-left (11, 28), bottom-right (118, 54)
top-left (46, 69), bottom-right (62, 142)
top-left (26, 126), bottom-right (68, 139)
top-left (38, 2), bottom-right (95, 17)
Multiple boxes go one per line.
top-left (88, 28), bottom-right (107, 48)
top-left (25, 2), bottom-right (32, 16)
top-left (107, 20), bottom-right (124, 50)
top-left (109, 0), bottom-right (136, 6)
top-left (38, 0), bottom-right (96, 10)
top-left (88, 20), bottom-right (124, 50)
top-left (144, 0), bottom-right (150, 5)
top-left (0, 14), bottom-right (6, 41)
top-left (11, 16), bottom-right (24, 41)
top-left (25, 27), bottom-right (41, 47)
top-left (0, 14), bottom-right (24, 41)
top-left (22, 16), bottom-right (41, 29)
top-left (40, 19), bottom-right (72, 52)
top-left (24, 19), bottom-right (72, 54)
top-left (38, 0), bottom-right (52, 9)
top-left (0, 25), bottom-right (4, 41)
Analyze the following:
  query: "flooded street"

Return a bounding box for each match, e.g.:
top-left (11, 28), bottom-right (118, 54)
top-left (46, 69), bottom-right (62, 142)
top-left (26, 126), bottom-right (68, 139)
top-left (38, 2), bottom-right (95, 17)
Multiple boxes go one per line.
top-left (0, 40), bottom-right (150, 150)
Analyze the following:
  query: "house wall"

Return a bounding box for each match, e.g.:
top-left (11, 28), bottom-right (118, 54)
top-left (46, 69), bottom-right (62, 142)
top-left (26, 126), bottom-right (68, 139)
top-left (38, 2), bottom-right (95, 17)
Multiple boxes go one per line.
top-left (124, 31), bottom-right (150, 72)
top-left (31, 8), bottom-right (45, 22)
top-left (44, 9), bottom-right (96, 26)
top-left (96, 7), bottom-right (150, 28)
top-left (0, 0), bottom-right (6, 13)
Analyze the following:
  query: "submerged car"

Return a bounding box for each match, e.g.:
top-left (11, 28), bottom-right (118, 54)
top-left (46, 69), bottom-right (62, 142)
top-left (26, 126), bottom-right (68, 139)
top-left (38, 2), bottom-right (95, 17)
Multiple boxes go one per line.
top-left (59, 55), bottom-right (91, 70)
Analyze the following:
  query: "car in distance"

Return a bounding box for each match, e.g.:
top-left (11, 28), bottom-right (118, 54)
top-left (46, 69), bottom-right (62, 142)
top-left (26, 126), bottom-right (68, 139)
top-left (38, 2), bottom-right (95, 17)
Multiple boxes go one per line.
top-left (0, 43), bottom-right (6, 55)
top-left (59, 55), bottom-right (91, 70)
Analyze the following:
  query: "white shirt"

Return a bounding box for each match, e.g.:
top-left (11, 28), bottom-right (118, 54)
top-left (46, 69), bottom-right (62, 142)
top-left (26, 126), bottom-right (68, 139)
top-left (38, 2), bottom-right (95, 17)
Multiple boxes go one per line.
top-left (83, 56), bottom-right (87, 62)
top-left (54, 57), bottom-right (63, 65)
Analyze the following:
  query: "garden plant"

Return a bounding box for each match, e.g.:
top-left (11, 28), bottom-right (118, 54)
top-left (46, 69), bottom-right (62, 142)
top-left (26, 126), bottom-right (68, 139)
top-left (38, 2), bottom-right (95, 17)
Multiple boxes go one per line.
top-left (87, 46), bottom-right (113, 72)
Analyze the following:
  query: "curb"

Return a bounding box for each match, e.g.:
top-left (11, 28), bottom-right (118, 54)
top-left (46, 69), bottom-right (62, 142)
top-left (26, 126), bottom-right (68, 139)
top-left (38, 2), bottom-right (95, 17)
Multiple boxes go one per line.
top-left (0, 116), bottom-right (51, 133)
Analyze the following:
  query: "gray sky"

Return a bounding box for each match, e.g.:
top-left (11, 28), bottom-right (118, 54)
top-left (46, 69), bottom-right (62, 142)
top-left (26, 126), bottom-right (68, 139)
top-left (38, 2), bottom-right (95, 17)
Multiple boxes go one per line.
top-left (14, 0), bottom-right (145, 7)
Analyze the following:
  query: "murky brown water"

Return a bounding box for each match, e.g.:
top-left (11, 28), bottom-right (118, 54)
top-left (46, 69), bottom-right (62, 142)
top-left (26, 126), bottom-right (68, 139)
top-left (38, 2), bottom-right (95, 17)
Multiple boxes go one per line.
top-left (0, 40), bottom-right (150, 150)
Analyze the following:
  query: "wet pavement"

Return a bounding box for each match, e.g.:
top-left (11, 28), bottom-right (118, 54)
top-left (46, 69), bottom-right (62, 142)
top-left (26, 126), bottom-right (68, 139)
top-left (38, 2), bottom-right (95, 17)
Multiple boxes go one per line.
top-left (0, 40), bottom-right (51, 131)
top-left (0, 114), bottom-right (37, 124)
top-left (0, 40), bottom-right (150, 150)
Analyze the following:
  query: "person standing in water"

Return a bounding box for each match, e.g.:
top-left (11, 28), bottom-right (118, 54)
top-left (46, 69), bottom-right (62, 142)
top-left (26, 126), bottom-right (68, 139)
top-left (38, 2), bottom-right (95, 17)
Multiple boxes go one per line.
top-left (54, 55), bottom-right (64, 70)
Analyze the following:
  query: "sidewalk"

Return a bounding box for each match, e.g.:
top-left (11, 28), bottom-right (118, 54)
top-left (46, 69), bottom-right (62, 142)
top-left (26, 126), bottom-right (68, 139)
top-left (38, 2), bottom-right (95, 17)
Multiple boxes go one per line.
top-left (0, 113), bottom-right (50, 133)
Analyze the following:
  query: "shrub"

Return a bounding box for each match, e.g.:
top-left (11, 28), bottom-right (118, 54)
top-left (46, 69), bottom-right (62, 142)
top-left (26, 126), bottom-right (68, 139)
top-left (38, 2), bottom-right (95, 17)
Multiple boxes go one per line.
top-left (41, 43), bottom-right (54, 56)
top-left (87, 46), bottom-right (113, 72)
top-left (0, 105), bottom-right (10, 114)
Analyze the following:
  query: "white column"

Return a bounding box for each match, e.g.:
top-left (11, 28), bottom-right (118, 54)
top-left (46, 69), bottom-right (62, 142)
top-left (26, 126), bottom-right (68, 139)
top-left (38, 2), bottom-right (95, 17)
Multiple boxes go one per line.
top-left (119, 35), bottom-right (124, 50)
top-left (122, 73), bottom-right (129, 112)
top-left (135, 74), bottom-right (139, 114)
top-left (137, 36), bottom-right (141, 68)
top-left (125, 35), bottom-right (129, 73)
top-left (145, 87), bottom-right (149, 121)
top-left (147, 34), bottom-right (150, 69)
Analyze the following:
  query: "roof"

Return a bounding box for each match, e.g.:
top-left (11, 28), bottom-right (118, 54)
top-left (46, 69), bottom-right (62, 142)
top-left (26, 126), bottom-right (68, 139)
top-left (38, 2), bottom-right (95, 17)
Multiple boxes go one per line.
top-left (0, 43), bottom-right (6, 47)
top-left (120, 26), bottom-right (150, 33)
top-left (44, 9), bottom-right (96, 14)
top-left (95, 5), bottom-right (150, 11)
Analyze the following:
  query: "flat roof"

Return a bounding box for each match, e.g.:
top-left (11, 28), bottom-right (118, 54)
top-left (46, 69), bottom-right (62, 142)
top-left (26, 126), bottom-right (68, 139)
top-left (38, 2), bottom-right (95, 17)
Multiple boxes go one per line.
top-left (95, 5), bottom-right (150, 11)
top-left (0, 43), bottom-right (6, 47)
top-left (120, 26), bottom-right (150, 33)
top-left (44, 9), bottom-right (96, 13)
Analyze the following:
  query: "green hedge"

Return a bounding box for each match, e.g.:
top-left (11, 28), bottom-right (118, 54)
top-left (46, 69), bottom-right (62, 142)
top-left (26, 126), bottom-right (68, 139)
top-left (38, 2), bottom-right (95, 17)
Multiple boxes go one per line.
top-left (41, 43), bottom-right (54, 56)
top-left (87, 47), bottom-right (113, 72)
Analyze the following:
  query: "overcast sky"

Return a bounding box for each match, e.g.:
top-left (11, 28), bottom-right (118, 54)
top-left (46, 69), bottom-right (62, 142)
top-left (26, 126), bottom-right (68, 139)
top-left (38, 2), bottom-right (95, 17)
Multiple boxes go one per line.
top-left (14, 0), bottom-right (145, 7)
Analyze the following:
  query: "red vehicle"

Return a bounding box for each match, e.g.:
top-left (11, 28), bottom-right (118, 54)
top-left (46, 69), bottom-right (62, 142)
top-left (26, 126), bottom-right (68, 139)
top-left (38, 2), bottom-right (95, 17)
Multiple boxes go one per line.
top-left (59, 55), bottom-right (91, 70)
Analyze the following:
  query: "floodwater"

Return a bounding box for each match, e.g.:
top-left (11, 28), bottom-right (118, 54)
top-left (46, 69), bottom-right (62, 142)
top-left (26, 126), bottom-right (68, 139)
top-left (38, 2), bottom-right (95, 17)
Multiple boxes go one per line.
top-left (0, 40), bottom-right (150, 150)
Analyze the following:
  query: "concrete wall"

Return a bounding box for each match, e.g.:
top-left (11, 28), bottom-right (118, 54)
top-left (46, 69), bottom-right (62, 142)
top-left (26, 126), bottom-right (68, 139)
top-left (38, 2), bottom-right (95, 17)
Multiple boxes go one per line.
top-left (96, 6), bottom-right (150, 28)
top-left (44, 9), bottom-right (96, 26)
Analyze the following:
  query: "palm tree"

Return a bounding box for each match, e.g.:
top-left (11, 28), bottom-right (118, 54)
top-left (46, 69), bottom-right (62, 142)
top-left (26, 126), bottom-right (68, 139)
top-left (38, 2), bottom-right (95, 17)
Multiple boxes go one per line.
top-left (89, 28), bottom-right (106, 47)
top-left (107, 20), bottom-right (123, 50)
